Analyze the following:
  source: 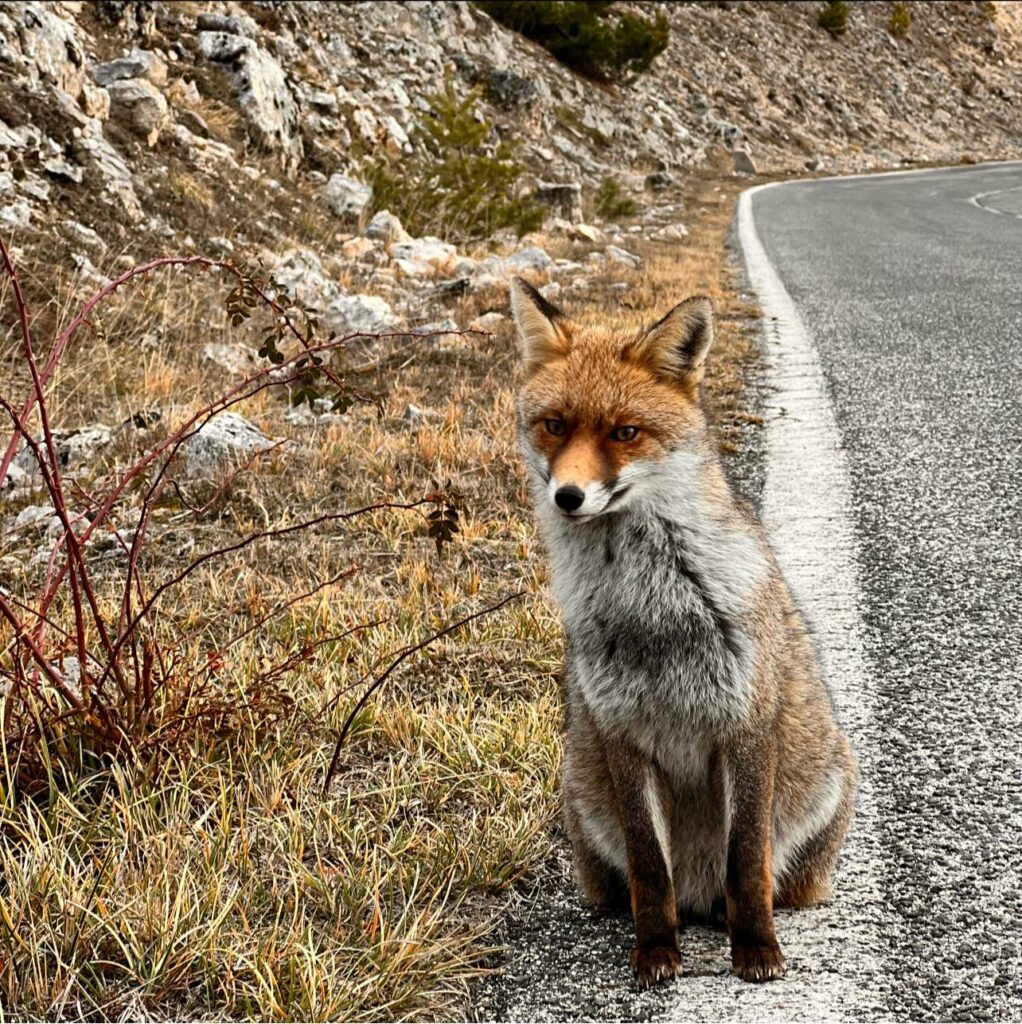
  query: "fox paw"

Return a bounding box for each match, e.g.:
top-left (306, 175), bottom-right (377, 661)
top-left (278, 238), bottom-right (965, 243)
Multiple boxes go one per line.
top-left (631, 943), bottom-right (681, 988)
top-left (731, 942), bottom-right (786, 983)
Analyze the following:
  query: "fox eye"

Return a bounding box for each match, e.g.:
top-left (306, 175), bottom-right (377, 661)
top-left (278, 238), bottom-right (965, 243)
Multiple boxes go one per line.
top-left (544, 418), bottom-right (567, 437)
top-left (610, 425), bottom-right (640, 442)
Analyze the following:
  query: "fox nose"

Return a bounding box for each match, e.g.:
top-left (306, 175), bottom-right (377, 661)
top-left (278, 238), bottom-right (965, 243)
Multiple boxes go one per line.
top-left (554, 485), bottom-right (585, 512)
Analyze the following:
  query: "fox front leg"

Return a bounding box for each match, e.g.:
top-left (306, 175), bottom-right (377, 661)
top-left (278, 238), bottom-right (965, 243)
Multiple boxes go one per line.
top-left (726, 738), bottom-right (787, 982)
top-left (604, 738), bottom-right (680, 988)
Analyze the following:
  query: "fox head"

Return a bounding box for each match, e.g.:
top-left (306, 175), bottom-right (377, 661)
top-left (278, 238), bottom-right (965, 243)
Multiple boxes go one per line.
top-left (512, 278), bottom-right (715, 522)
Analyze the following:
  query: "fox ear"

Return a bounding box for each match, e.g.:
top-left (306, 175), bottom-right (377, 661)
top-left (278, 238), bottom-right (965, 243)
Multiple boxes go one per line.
top-left (632, 296), bottom-right (715, 385)
top-left (510, 278), bottom-right (570, 375)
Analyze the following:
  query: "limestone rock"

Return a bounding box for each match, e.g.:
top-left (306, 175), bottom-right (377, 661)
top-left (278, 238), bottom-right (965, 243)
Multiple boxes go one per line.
top-left (364, 209), bottom-right (410, 243)
top-left (72, 120), bottom-right (144, 221)
top-left (535, 181), bottom-right (582, 220)
top-left (107, 78), bottom-right (169, 145)
top-left (605, 245), bottom-right (642, 269)
top-left (323, 173), bottom-right (372, 221)
top-left (90, 49), bottom-right (167, 88)
top-left (197, 32), bottom-right (302, 171)
top-left (323, 293), bottom-right (399, 336)
top-left (179, 413), bottom-right (276, 479)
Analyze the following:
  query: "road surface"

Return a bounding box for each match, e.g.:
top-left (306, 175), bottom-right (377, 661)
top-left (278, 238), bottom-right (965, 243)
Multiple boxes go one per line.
top-left (473, 162), bottom-right (1022, 1022)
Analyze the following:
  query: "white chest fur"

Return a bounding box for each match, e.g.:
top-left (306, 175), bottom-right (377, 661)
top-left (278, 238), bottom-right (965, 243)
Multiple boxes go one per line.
top-left (535, 450), bottom-right (770, 774)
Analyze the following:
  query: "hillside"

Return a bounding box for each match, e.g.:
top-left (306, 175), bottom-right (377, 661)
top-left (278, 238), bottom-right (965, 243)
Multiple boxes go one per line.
top-left (1, 1), bottom-right (1020, 283)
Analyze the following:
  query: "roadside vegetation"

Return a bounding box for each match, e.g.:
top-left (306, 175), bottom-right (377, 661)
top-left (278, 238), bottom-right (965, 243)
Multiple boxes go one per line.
top-left (0, 171), bottom-right (754, 1020)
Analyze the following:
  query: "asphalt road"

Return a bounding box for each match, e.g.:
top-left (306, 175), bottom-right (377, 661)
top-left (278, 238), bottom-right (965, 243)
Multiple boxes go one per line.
top-left (473, 162), bottom-right (1022, 1023)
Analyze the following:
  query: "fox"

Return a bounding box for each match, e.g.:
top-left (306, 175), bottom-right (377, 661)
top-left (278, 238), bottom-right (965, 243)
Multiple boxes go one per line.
top-left (510, 277), bottom-right (858, 987)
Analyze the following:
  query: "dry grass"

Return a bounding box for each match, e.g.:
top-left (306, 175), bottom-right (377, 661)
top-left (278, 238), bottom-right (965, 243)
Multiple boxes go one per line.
top-left (0, 175), bottom-right (754, 1021)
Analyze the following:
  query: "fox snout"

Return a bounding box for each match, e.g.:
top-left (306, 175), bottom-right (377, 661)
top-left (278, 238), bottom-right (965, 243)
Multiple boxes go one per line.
top-left (546, 474), bottom-right (623, 518)
top-left (553, 485), bottom-right (584, 512)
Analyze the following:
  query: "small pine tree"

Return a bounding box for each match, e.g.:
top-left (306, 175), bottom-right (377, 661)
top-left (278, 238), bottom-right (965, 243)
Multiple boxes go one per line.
top-left (889, 2), bottom-right (911, 37)
top-left (365, 72), bottom-right (542, 242)
top-left (818, 1), bottom-right (849, 37)
top-left (594, 176), bottom-right (638, 219)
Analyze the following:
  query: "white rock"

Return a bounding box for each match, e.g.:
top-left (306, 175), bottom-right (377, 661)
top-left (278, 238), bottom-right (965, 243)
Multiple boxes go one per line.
top-left (107, 78), bottom-right (169, 145)
top-left (272, 248), bottom-right (341, 310)
top-left (605, 245), bottom-right (642, 269)
top-left (201, 343), bottom-right (258, 375)
top-left (41, 156), bottom-right (83, 184)
top-left (323, 293), bottom-right (399, 335)
top-left (323, 173), bottom-right (372, 220)
top-left (389, 236), bottom-right (456, 268)
top-left (651, 223), bottom-right (689, 242)
top-left (401, 404), bottom-right (425, 428)
top-left (470, 311), bottom-right (507, 332)
top-left (502, 246), bottom-right (554, 273)
top-left (62, 220), bottom-right (106, 252)
top-left (12, 505), bottom-right (59, 533)
top-left (1, 462), bottom-right (30, 497)
top-left (171, 123), bottom-right (238, 171)
top-left (179, 413), bottom-right (275, 479)
top-left (539, 282), bottom-right (562, 301)
top-left (15, 5), bottom-right (86, 97)
top-left (72, 120), bottom-right (143, 221)
top-left (90, 49), bottom-right (168, 88)
top-left (570, 223), bottom-right (606, 244)
top-left (0, 200), bottom-right (32, 229)
top-left (364, 209), bottom-right (410, 243)
top-left (197, 33), bottom-right (301, 170)
top-left (391, 257), bottom-right (432, 278)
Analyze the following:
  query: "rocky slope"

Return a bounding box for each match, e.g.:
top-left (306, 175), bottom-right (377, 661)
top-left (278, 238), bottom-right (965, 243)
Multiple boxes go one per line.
top-left (2, 2), bottom-right (1020, 265)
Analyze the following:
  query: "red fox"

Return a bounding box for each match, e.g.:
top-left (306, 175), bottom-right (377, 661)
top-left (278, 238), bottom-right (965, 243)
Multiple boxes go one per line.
top-left (511, 278), bottom-right (857, 987)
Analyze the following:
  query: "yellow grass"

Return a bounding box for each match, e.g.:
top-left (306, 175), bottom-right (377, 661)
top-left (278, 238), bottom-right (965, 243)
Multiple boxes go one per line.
top-left (0, 175), bottom-right (754, 1021)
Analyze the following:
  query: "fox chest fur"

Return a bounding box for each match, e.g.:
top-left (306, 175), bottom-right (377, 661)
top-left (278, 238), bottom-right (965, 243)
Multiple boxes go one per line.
top-left (537, 473), bottom-right (770, 777)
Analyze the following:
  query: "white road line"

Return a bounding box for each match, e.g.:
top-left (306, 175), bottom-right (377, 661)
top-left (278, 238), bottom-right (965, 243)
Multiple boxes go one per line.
top-left (967, 184), bottom-right (1022, 219)
top-left (665, 186), bottom-right (885, 1022)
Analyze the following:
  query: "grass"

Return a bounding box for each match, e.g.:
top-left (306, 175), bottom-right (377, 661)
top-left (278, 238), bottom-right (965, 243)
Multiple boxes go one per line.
top-left (0, 174), bottom-right (754, 1021)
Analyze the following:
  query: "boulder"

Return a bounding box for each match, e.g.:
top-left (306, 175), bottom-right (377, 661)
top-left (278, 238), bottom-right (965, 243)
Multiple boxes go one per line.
top-left (534, 180), bottom-right (583, 220)
top-left (90, 49), bottom-right (167, 88)
top-left (389, 236), bottom-right (456, 270)
top-left (605, 245), bottom-right (642, 269)
top-left (364, 209), bottom-right (410, 243)
top-left (273, 247), bottom-right (342, 310)
top-left (323, 293), bottom-right (399, 335)
top-left (197, 32), bottom-right (302, 171)
top-left (13, 425), bottom-right (113, 483)
top-left (41, 155), bottom-right (84, 184)
top-left (323, 173), bottom-right (372, 221)
top-left (14, 5), bottom-right (86, 97)
top-left (107, 78), bottom-right (169, 145)
top-left (179, 413), bottom-right (276, 479)
top-left (201, 343), bottom-right (258, 375)
top-left (72, 120), bottom-right (144, 220)
top-left (196, 11), bottom-right (259, 38)
top-left (569, 223), bottom-right (606, 245)
top-left (501, 246), bottom-right (554, 273)
top-left (651, 223), bottom-right (688, 242)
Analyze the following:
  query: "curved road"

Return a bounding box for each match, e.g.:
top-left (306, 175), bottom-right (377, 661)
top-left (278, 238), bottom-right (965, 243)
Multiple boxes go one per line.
top-left (474, 162), bottom-right (1022, 1023)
